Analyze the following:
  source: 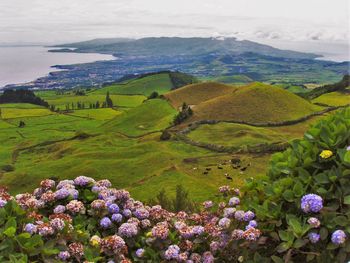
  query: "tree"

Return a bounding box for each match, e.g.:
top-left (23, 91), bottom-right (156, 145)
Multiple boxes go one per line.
top-left (18, 121), bottom-right (25, 128)
top-left (160, 130), bottom-right (171, 140)
top-left (148, 91), bottom-right (159, 100)
top-left (106, 92), bottom-right (113, 108)
top-left (95, 101), bottom-right (100, 109)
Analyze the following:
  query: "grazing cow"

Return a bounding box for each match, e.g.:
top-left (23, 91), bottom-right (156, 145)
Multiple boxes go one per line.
top-left (206, 167), bottom-right (211, 171)
top-left (240, 167), bottom-right (247, 171)
top-left (226, 176), bottom-right (233, 180)
top-left (203, 171), bottom-right (208, 175)
top-left (217, 166), bottom-right (223, 169)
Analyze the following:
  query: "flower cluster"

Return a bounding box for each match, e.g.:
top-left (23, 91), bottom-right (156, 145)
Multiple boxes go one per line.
top-left (0, 177), bottom-right (262, 262)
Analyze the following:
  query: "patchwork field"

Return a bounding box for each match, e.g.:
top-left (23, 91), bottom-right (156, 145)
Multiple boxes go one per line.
top-left (1, 73), bottom-right (348, 203)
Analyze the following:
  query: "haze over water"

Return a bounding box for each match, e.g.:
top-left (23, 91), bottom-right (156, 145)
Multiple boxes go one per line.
top-left (0, 46), bottom-right (114, 88)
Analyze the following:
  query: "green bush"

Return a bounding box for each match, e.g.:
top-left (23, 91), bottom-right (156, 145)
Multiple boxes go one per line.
top-left (242, 107), bottom-right (350, 262)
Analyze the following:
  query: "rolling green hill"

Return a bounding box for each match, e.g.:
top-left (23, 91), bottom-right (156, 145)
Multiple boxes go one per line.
top-left (91, 72), bottom-right (198, 96)
top-left (164, 82), bottom-right (238, 108)
top-left (190, 82), bottom-right (323, 124)
top-left (103, 99), bottom-right (177, 136)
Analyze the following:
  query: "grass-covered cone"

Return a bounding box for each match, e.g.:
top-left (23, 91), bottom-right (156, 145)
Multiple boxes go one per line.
top-left (243, 107), bottom-right (350, 262)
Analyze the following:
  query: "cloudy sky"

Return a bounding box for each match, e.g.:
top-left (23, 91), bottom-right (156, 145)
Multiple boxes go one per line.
top-left (0, 0), bottom-right (348, 46)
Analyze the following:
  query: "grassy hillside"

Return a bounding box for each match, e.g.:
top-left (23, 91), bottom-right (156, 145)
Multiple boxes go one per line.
top-left (91, 72), bottom-right (198, 96)
top-left (38, 92), bottom-right (145, 109)
top-left (92, 73), bottom-right (173, 96)
top-left (211, 75), bottom-right (253, 84)
top-left (188, 115), bottom-right (324, 148)
top-left (190, 82), bottom-right (323, 124)
top-left (103, 99), bottom-right (177, 136)
top-left (312, 88), bottom-right (350, 107)
top-left (164, 82), bottom-right (237, 108)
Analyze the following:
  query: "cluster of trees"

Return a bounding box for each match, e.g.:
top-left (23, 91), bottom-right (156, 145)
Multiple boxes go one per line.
top-left (148, 185), bottom-right (197, 212)
top-left (0, 89), bottom-right (49, 107)
top-left (54, 92), bottom-right (114, 112)
top-left (173, 102), bottom-right (193, 125)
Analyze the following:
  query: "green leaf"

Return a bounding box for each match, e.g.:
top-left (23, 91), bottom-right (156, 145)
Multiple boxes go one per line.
top-left (271, 255), bottom-right (284, 263)
top-left (4, 227), bottom-right (16, 237)
top-left (276, 242), bottom-right (290, 253)
top-left (282, 190), bottom-right (294, 202)
top-left (344, 195), bottom-right (350, 205)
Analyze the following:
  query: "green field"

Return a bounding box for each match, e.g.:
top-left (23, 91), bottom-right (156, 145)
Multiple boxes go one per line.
top-left (0, 76), bottom-right (344, 202)
top-left (312, 89), bottom-right (350, 107)
top-left (103, 99), bottom-right (177, 136)
top-left (91, 73), bottom-right (174, 96)
top-left (187, 115), bottom-right (325, 148)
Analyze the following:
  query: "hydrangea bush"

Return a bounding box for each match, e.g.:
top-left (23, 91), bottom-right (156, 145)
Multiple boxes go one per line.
top-left (0, 177), bottom-right (261, 262)
top-left (242, 107), bottom-right (350, 262)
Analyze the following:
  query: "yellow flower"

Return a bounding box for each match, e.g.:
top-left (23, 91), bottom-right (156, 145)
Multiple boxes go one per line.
top-left (320, 150), bottom-right (333, 159)
top-left (146, 231), bottom-right (152, 237)
top-left (90, 235), bottom-right (101, 247)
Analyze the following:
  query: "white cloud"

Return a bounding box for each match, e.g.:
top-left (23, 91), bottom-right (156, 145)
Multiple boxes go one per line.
top-left (0, 0), bottom-right (348, 44)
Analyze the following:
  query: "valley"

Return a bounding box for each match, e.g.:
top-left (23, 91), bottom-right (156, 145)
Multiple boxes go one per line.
top-left (0, 72), bottom-right (348, 203)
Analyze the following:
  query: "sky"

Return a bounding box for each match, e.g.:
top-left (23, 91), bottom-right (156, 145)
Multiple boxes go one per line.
top-left (0, 0), bottom-right (349, 46)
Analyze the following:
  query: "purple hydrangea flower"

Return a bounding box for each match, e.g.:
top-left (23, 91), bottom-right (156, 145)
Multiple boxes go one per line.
top-left (134, 208), bottom-right (149, 219)
top-left (307, 217), bottom-right (320, 228)
top-left (192, 225), bottom-right (205, 235)
top-left (331, 230), bottom-right (346, 245)
top-left (100, 217), bottom-right (112, 229)
top-left (223, 208), bottom-right (236, 218)
top-left (243, 211), bottom-right (255, 221)
top-left (136, 248), bottom-right (145, 258)
top-left (346, 145), bottom-right (350, 151)
top-left (301, 194), bottom-right (323, 213)
top-left (122, 209), bottom-right (132, 218)
top-left (234, 210), bottom-right (245, 221)
top-left (228, 197), bottom-right (240, 206)
top-left (58, 251), bottom-right (70, 261)
top-left (118, 223), bottom-right (138, 237)
top-left (53, 205), bottom-right (66, 214)
top-left (74, 176), bottom-right (95, 187)
top-left (0, 199), bottom-right (7, 208)
top-left (111, 213), bottom-right (123, 223)
top-left (308, 232), bottom-right (320, 243)
top-left (202, 251), bottom-right (215, 263)
top-left (54, 188), bottom-right (70, 200)
top-left (246, 220), bottom-right (258, 230)
top-left (164, 245), bottom-right (180, 260)
top-left (218, 218), bottom-right (231, 229)
top-left (107, 203), bottom-right (119, 214)
top-left (24, 223), bottom-right (37, 234)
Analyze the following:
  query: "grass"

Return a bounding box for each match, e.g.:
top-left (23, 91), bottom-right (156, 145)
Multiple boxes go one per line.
top-left (41, 93), bottom-right (146, 109)
top-left (187, 115), bottom-right (325, 148)
top-left (0, 129), bottom-right (269, 201)
top-left (103, 99), bottom-right (177, 136)
top-left (0, 81), bottom-right (338, 203)
top-left (91, 73), bottom-right (174, 96)
top-left (312, 89), bottom-right (350, 107)
top-left (0, 107), bottom-right (53, 119)
top-left (164, 82), bottom-right (237, 108)
top-left (190, 82), bottom-right (324, 124)
top-left (67, 108), bottom-right (122, 120)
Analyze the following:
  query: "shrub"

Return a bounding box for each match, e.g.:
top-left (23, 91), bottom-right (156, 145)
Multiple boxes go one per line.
top-left (160, 130), bottom-right (171, 141)
top-left (0, 178), bottom-right (260, 262)
top-left (242, 107), bottom-right (350, 262)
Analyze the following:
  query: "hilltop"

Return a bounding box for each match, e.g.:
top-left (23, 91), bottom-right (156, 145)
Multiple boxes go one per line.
top-left (91, 71), bottom-right (198, 96)
top-left (188, 83), bottom-right (323, 124)
top-left (164, 82), bottom-right (238, 108)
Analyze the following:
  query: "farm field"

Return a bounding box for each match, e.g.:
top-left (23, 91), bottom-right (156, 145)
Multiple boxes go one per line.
top-left (0, 74), bottom-right (349, 202)
top-left (312, 89), bottom-right (350, 107)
